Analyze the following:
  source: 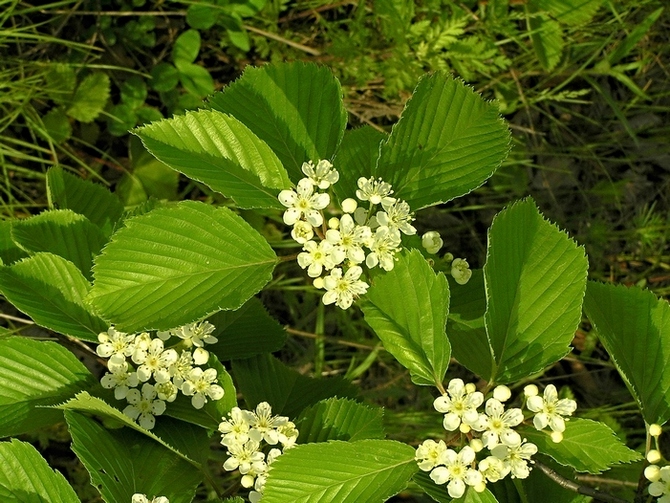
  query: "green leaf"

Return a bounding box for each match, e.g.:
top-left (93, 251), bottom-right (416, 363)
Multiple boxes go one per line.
top-left (375, 73), bottom-right (510, 210)
top-left (42, 107), bottom-right (72, 143)
top-left (607, 7), bottom-right (664, 65)
top-left (150, 63), bottom-right (180, 92)
top-left (186, 4), bottom-right (218, 29)
top-left (120, 76), bottom-right (148, 109)
top-left (107, 103), bottom-right (137, 136)
top-left (206, 298), bottom-right (287, 360)
top-left (528, 13), bottom-right (564, 71)
top-left (0, 337), bottom-right (95, 438)
top-left (0, 253), bottom-right (108, 341)
top-left (531, 0), bottom-right (602, 25)
top-left (46, 166), bottom-right (124, 236)
top-left (11, 209), bottom-right (107, 280)
top-left (164, 355), bottom-right (236, 430)
top-left (332, 126), bottom-right (385, 205)
top-left (88, 201), bottom-right (277, 332)
top-left (65, 410), bottom-right (202, 503)
top-left (521, 418), bottom-right (641, 473)
top-left (262, 439), bottom-right (418, 503)
top-left (296, 397), bottom-right (385, 443)
top-left (134, 109), bottom-right (290, 209)
top-left (362, 249), bottom-right (451, 386)
top-left (446, 270), bottom-right (492, 379)
top-left (583, 281), bottom-right (670, 424)
top-left (0, 220), bottom-right (27, 264)
top-left (232, 354), bottom-right (357, 418)
top-left (0, 439), bottom-right (80, 502)
top-left (176, 61), bottom-right (215, 97)
top-left (57, 392), bottom-right (205, 465)
top-left (67, 72), bottom-right (110, 123)
top-left (207, 62), bottom-right (347, 181)
top-left (46, 64), bottom-right (76, 105)
top-left (173, 29), bottom-right (201, 65)
top-left (227, 27), bottom-right (250, 51)
top-left (484, 199), bottom-right (588, 383)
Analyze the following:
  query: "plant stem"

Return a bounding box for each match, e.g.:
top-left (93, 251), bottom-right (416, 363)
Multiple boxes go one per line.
top-left (535, 461), bottom-right (630, 503)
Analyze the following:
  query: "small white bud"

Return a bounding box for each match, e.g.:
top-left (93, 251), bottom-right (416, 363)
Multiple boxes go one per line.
top-left (470, 438), bottom-right (484, 452)
top-left (474, 481), bottom-right (487, 493)
top-left (524, 384), bottom-right (539, 397)
top-left (493, 385), bottom-right (512, 402)
top-left (647, 449), bottom-right (662, 464)
top-left (341, 198), bottom-right (358, 214)
top-left (645, 464), bottom-right (661, 482)
top-left (451, 258), bottom-right (472, 285)
top-left (313, 277), bottom-right (324, 289)
top-left (328, 217), bottom-right (340, 229)
top-left (550, 431), bottom-right (564, 443)
top-left (465, 382), bottom-right (477, 394)
top-left (460, 422), bottom-right (471, 434)
top-left (421, 231), bottom-right (443, 254)
top-left (650, 424), bottom-right (663, 437)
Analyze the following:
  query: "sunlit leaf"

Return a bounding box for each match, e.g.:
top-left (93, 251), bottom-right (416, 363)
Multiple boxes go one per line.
top-left (296, 397), bottom-right (384, 443)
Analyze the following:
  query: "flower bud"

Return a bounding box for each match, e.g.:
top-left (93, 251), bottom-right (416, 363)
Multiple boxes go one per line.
top-left (421, 231), bottom-right (443, 254)
top-left (493, 385), bottom-right (512, 402)
top-left (524, 384), bottom-right (539, 397)
top-left (550, 431), bottom-right (564, 443)
top-left (647, 449), bottom-right (662, 464)
top-left (650, 423), bottom-right (663, 437)
top-left (313, 277), bottom-right (324, 289)
top-left (470, 438), bottom-right (484, 452)
top-left (451, 258), bottom-right (472, 285)
top-left (328, 217), bottom-right (340, 229)
top-left (645, 464), bottom-right (661, 482)
top-left (341, 198), bottom-right (358, 214)
top-left (460, 422), bottom-right (471, 434)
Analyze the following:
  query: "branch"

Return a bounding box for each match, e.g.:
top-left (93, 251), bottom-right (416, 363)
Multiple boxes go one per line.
top-left (535, 461), bottom-right (630, 503)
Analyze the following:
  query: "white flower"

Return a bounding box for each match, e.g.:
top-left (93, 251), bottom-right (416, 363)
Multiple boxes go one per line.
top-left (479, 455), bottom-right (510, 482)
top-left (247, 402), bottom-right (288, 445)
top-left (491, 439), bottom-right (538, 479)
top-left (219, 407), bottom-right (254, 447)
top-left (132, 495), bottom-right (169, 503)
top-left (649, 466), bottom-right (670, 502)
top-left (355, 177), bottom-right (394, 205)
top-left (480, 398), bottom-right (524, 449)
top-left (96, 327), bottom-right (136, 359)
top-left (421, 231), bottom-right (443, 254)
top-left (100, 361), bottom-right (139, 400)
top-left (171, 321), bottom-right (218, 350)
top-left (366, 226), bottom-right (402, 271)
top-left (322, 266), bottom-right (369, 310)
top-left (278, 178), bottom-right (330, 227)
top-left (451, 258), bottom-right (472, 285)
top-left (429, 446), bottom-right (482, 499)
top-left (134, 339), bottom-right (179, 383)
top-left (277, 421), bottom-right (299, 448)
top-left (168, 350), bottom-right (194, 388)
top-left (297, 240), bottom-right (344, 277)
top-left (415, 439), bottom-right (448, 472)
top-left (325, 214), bottom-right (372, 264)
top-left (301, 160), bottom-right (339, 189)
top-left (376, 199), bottom-right (416, 235)
top-left (526, 384), bottom-right (577, 433)
top-left (291, 220), bottom-right (314, 244)
top-left (181, 367), bottom-right (224, 409)
top-left (223, 439), bottom-right (266, 475)
top-left (155, 381), bottom-right (178, 402)
top-left (433, 379), bottom-right (484, 431)
top-left (123, 383), bottom-right (166, 430)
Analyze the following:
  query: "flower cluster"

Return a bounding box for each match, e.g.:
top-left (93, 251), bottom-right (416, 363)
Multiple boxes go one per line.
top-left (96, 322), bottom-right (224, 430)
top-left (219, 402), bottom-right (299, 502)
top-left (416, 379), bottom-right (577, 498)
top-left (644, 424), bottom-right (669, 502)
top-left (132, 495), bottom-right (168, 503)
top-left (278, 160), bottom-right (436, 309)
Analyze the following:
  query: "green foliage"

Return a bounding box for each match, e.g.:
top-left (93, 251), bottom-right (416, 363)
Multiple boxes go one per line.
top-left (207, 62), bottom-right (347, 181)
top-left (65, 410), bottom-right (202, 503)
top-left (232, 354), bottom-right (357, 418)
top-left (67, 73), bottom-right (111, 123)
top-left (363, 249), bottom-right (451, 387)
top-left (376, 73), bottom-right (511, 210)
top-left (522, 418), bottom-right (641, 474)
top-left (584, 281), bottom-right (670, 424)
top-left (0, 337), bottom-right (95, 438)
top-left (0, 253), bottom-right (108, 340)
top-left (134, 110), bottom-right (290, 209)
top-left (296, 397), bottom-right (385, 443)
top-left (0, 439), bottom-right (81, 502)
top-left (484, 198), bottom-right (588, 383)
top-left (262, 440), bottom-right (418, 502)
top-left (88, 201), bottom-right (278, 332)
